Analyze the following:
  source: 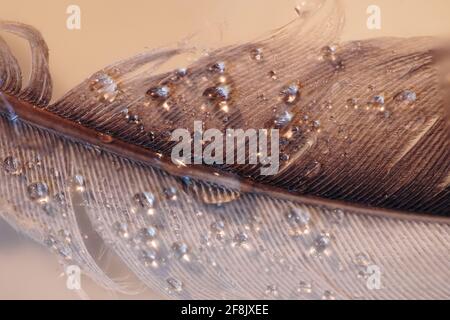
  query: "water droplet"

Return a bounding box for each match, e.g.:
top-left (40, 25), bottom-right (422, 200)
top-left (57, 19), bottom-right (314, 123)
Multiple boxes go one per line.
top-left (141, 226), bottom-right (157, 239)
top-left (114, 222), bottom-right (130, 239)
top-left (203, 85), bottom-right (230, 102)
top-left (163, 187), bottom-right (178, 201)
top-left (329, 209), bottom-right (345, 225)
top-left (286, 208), bottom-right (310, 227)
top-left (141, 249), bottom-right (158, 267)
top-left (176, 68), bottom-right (188, 78)
top-left (89, 72), bottom-right (119, 102)
top-left (233, 232), bottom-right (249, 247)
top-left (396, 90), bottom-right (416, 103)
top-left (320, 45), bottom-right (344, 70)
top-left (281, 84), bottom-right (300, 104)
top-left (3, 156), bottom-right (22, 175)
top-left (127, 114), bottom-right (140, 124)
top-left (353, 252), bottom-right (371, 267)
top-left (274, 110), bottom-right (293, 128)
top-left (133, 192), bottom-right (156, 209)
top-left (172, 241), bottom-right (189, 259)
top-left (211, 221), bottom-right (225, 240)
top-left (280, 153), bottom-right (290, 162)
top-left (371, 95), bottom-right (385, 106)
top-left (166, 277), bottom-right (183, 293)
top-left (146, 85), bottom-right (170, 100)
top-left (313, 232), bottom-right (331, 254)
top-left (250, 48), bottom-right (263, 61)
top-left (286, 207), bottom-right (310, 236)
top-left (59, 229), bottom-right (72, 244)
top-left (72, 175), bottom-right (85, 192)
top-left (209, 61), bottom-right (226, 74)
top-left (27, 182), bottom-right (49, 201)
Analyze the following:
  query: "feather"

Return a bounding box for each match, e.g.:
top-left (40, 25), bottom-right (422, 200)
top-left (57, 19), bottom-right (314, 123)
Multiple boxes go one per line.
top-left (0, 0), bottom-right (449, 299)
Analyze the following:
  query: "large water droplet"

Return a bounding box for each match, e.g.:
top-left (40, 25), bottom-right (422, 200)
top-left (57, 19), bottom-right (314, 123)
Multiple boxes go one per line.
top-left (89, 72), bottom-right (119, 102)
top-left (274, 110), bottom-right (294, 128)
top-left (281, 84), bottom-right (300, 104)
top-left (311, 232), bottom-right (332, 255)
top-left (146, 85), bottom-right (170, 100)
top-left (27, 182), bottom-right (49, 202)
top-left (396, 90), bottom-right (416, 103)
top-left (172, 241), bottom-right (189, 259)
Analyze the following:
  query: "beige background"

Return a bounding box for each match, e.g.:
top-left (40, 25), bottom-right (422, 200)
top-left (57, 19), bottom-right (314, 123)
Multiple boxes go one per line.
top-left (0, 0), bottom-right (449, 299)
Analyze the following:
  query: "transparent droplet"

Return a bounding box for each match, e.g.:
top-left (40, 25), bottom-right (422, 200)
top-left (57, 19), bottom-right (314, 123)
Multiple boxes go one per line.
top-left (209, 61), bottom-right (226, 74)
top-left (313, 232), bottom-right (331, 253)
top-left (166, 277), bottom-right (183, 292)
top-left (250, 48), bottom-right (263, 61)
top-left (233, 232), bottom-right (249, 247)
top-left (211, 221), bottom-right (225, 240)
top-left (146, 85), bottom-right (170, 100)
top-left (127, 114), bottom-right (140, 124)
top-left (286, 208), bottom-right (310, 227)
top-left (372, 95), bottom-right (385, 106)
top-left (329, 209), bottom-right (345, 225)
top-left (133, 192), bottom-right (156, 209)
top-left (59, 229), bottom-right (72, 244)
top-left (353, 252), bottom-right (371, 267)
top-left (3, 156), bottom-right (22, 175)
top-left (203, 85), bottom-right (230, 102)
top-left (281, 84), bottom-right (300, 104)
top-left (163, 187), bottom-right (178, 201)
top-left (175, 68), bottom-right (188, 78)
top-left (141, 249), bottom-right (158, 267)
top-left (27, 182), bottom-right (49, 201)
top-left (114, 222), bottom-right (130, 239)
top-left (274, 110), bottom-right (293, 128)
top-left (141, 226), bottom-right (157, 240)
top-left (280, 153), bottom-right (290, 162)
top-left (172, 241), bottom-right (189, 259)
top-left (72, 175), bottom-right (85, 192)
top-left (89, 72), bottom-right (119, 102)
top-left (396, 90), bottom-right (416, 103)
top-left (320, 45), bottom-right (344, 70)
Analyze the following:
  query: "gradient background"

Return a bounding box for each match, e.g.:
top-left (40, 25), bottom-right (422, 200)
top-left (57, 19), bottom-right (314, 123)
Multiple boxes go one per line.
top-left (0, 0), bottom-right (449, 299)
